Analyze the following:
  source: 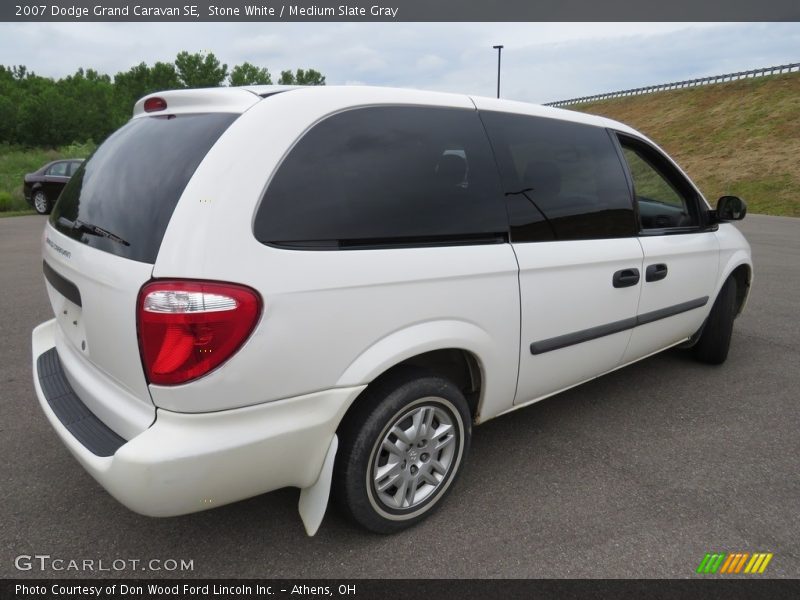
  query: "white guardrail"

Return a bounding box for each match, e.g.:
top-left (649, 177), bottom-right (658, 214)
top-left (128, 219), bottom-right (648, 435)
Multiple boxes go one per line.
top-left (545, 62), bottom-right (800, 107)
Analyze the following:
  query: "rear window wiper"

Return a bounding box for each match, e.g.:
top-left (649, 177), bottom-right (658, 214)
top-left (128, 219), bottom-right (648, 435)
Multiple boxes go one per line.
top-left (57, 217), bottom-right (130, 247)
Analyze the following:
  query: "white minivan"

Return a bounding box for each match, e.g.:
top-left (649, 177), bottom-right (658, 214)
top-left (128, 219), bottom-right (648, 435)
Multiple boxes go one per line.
top-left (32, 85), bottom-right (752, 535)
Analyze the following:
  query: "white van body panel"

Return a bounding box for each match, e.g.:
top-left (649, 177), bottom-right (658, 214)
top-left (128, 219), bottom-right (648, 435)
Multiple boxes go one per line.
top-left (513, 238), bottom-right (644, 405)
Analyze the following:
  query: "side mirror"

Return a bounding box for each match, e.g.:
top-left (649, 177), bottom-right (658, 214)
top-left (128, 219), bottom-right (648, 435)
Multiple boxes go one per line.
top-left (716, 196), bottom-right (747, 221)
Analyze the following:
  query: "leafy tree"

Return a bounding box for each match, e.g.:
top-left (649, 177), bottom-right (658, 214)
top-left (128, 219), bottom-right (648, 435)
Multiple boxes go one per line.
top-left (0, 55), bottom-right (325, 147)
top-left (296, 69), bottom-right (326, 86)
top-left (58, 68), bottom-right (116, 144)
top-left (7, 69), bottom-right (61, 146)
top-left (0, 68), bottom-right (19, 142)
top-left (150, 61), bottom-right (182, 90)
top-left (278, 68), bottom-right (326, 86)
top-left (114, 61), bottom-right (182, 122)
top-left (229, 62), bottom-right (272, 86)
top-left (17, 85), bottom-right (64, 146)
top-left (278, 70), bottom-right (293, 85)
top-left (174, 51), bottom-right (228, 88)
top-left (12, 65), bottom-right (32, 80)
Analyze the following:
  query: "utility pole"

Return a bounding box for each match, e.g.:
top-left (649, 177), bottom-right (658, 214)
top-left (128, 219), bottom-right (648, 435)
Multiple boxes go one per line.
top-left (493, 45), bottom-right (504, 98)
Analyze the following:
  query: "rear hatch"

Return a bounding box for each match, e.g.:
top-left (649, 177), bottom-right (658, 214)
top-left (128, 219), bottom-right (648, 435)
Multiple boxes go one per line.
top-left (43, 91), bottom-right (252, 438)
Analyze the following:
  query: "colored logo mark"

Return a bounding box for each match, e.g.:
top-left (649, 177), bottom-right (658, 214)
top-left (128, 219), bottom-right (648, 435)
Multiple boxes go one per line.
top-left (696, 552), bottom-right (773, 574)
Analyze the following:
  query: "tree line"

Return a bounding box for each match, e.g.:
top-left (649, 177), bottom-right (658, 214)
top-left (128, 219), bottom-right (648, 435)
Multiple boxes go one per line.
top-left (0, 51), bottom-right (325, 148)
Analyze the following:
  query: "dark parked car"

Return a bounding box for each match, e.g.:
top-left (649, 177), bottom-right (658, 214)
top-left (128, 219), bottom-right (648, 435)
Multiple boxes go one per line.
top-left (24, 159), bottom-right (83, 214)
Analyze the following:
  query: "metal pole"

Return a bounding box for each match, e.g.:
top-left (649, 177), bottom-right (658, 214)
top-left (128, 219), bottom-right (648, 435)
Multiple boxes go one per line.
top-left (493, 45), bottom-right (503, 98)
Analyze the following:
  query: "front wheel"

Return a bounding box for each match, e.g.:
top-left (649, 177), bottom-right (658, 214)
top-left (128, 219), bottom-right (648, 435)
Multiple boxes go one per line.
top-left (32, 190), bottom-right (50, 215)
top-left (334, 369), bottom-right (471, 534)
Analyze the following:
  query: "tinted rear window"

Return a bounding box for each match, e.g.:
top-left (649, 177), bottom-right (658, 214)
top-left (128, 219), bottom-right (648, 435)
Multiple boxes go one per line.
top-left (50, 113), bottom-right (237, 263)
top-left (255, 106), bottom-right (508, 248)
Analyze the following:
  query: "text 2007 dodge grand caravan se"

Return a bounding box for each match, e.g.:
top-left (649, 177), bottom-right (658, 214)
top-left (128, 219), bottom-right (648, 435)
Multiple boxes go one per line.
top-left (32, 85), bottom-right (752, 535)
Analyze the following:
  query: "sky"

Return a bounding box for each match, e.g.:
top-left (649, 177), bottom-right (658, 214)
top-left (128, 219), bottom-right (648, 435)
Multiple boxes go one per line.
top-left (0, 21), bottom-right (798, 103)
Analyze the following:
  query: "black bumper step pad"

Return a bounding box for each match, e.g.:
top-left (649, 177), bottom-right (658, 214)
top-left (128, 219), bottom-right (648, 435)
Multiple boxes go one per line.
top-left (37, 347), bottom-right (126, 457)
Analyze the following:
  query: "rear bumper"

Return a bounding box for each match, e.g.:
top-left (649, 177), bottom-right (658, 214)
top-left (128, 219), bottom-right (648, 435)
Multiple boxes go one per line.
top-left (32, 318), bottom-right (364, 517)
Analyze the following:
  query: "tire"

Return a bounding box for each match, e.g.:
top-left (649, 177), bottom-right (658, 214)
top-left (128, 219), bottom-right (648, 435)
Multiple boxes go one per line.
top-left (333, 368), bottom-right (471, 534)
top-left (32, 190), bottom-right (50, 215)
top-left (693, 277), bottom-right (737, 365)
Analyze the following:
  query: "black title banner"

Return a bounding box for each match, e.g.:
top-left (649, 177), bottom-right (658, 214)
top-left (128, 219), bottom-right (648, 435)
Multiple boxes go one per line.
top-left (3, 0), bottom-right (800, 22)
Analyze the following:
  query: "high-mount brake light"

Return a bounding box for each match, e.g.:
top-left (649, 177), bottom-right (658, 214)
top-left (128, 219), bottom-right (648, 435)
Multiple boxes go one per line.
top-left (137, 280), bottom-right (262, 385)
top-left (144, 97), bottom-right (168, 112)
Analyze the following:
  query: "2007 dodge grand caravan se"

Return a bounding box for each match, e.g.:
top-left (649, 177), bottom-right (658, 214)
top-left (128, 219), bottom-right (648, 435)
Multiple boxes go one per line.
top-left (32, 85), bottom-right (752, 535)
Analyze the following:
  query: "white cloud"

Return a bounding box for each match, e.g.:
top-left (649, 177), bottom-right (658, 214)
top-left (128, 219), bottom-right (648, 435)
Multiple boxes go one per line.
top-left (337, 44), bottom-right (389, 72)
top-left (416, 54), bottom-right (447, 70)
top-left (232, 33), bottom-right (285, 54)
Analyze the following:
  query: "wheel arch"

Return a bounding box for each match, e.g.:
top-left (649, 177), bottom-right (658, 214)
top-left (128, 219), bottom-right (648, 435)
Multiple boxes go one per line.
top-left (335, 320), bottom-right (495, 423)
top-left (718, 257), bottom-right (752, 317)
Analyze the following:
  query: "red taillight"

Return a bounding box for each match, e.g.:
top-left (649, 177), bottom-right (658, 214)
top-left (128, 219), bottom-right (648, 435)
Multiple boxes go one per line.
top-left (137, 280), bottom-right (261, 385)
top-left (143, 97), bottom-right (167, 112)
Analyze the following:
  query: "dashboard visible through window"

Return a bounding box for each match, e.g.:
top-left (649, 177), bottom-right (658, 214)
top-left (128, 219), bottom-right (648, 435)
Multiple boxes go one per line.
top-left (617, 136), bottom-right (701, 231)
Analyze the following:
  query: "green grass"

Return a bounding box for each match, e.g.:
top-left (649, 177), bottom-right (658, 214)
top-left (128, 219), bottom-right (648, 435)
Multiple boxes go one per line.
top-left (571, 71), bottom-right (800, 217)
top-left (0, 141), bottom-right (95, 212)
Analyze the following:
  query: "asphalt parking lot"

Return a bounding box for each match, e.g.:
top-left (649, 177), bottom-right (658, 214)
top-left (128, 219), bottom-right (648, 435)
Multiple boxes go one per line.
top-left (1, 213), bottom-right (798, 579)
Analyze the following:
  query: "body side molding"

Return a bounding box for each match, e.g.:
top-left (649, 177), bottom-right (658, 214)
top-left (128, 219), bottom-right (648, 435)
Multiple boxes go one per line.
top-left (530, 296), bottom-right (709, 355)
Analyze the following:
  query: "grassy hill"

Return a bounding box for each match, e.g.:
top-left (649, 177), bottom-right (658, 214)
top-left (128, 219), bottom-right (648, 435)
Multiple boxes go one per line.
top-left (570, 71), bottom-right (800, 217)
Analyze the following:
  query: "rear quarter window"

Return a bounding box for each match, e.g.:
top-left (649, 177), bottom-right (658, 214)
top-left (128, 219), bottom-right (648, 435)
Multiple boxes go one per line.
top-left (50, 113), bottom-right (238, 263)
top-left (254, 105), bottom-right (508, 248)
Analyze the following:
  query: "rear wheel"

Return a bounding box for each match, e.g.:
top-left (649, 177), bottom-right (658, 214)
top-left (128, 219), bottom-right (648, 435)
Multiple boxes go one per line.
top-left (693, 277), bottom-right (737, 364)
top-left (32, 190), bottom-right (50, 214)
top-left (334, 369), bottom-right (471, 534)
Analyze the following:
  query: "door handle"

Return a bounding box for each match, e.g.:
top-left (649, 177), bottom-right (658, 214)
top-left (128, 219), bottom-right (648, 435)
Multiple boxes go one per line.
top-left (645, 263), bottom-right (668, 282)
top-left (612, 268), bottom-right (640, 288)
